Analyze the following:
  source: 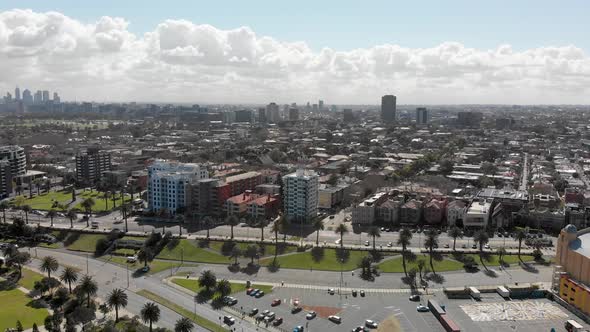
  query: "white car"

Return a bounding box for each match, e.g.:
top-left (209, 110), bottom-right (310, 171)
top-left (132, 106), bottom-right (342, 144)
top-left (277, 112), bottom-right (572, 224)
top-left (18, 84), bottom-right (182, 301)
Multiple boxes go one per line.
top-left (387, 242), bottom-right (393, 247)
top-left (306, 311), bottom-right (316, 320)
top-left (364, 240), bottom-right (370, 246)
top-left (365, 319), bottom-right (378, 328)
top-left (328, 315), bottom-right (341, 323)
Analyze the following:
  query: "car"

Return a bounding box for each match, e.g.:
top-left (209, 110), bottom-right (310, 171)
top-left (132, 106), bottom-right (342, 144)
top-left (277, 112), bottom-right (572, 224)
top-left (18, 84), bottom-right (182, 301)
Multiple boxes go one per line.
top-left (411, 228), bottom-right (417, 233)
top-left (223, 296), bottom-right (238, 306)
top-left (255, 290), bottom-right (265, 298)
top-left (262, 309), bottom-right (270, 316)
top-left (272, 317), bottom-right (283, 326)
top-left (256, 313), bottom-right (265, 321)
top-left (291, 306), bottom-right (302, 314)
top-left (126, 256), bottom-right (137, 263)
top-left (306, 311), bottom-right (316, 320)
top-left (264, 315), bottom-right (275, 323)
top-left (360, 290), bottom-right (365, 297)
top-left (409, 295), bottom-right (420, 301)
top-left (471, 244), bottom-right (477, 249)
top-left (328, 315), bottom-right (342, 323)
top-left (385, 228), bottom-right (391, 232)
top-left (364, 240), bottom-right (370, 246)
top-left (352, 326), bottom-right (368, 332)
top-left (380, 227), bottom-right (385, 231)
top-left (417, 305), bottom-right (430, 312)
top-left (56, 212), bottom-right (66, 217)
top-left (328, 288), bottom-right (335, 295)
top-left (250, 288), bottom-right (260, 296)
top-left (293, 326), bottom-right (304, 332)
top-left (352, 289), bottom-right (357, 297)
top-left (497, 233), bottom-right (503, 237)
top-left (141, 266), bottom-right (150, 273)
top-left (249, 308), bottom-right (259, 316)
top-left (246, 288), bottom-right (254, 295)
top-left (271, 298), bottom-right (281, 306)
top-left (365, 319), bottom-right (378, 328)
top-left (484, 244), bottom-right (491, 249)
top-left (443, 244), bottom-right (450, 248)
top-left (461, 244), bottom-right (467, 249)
top-left (329, 215), bottom-right (335, 219)
top-left (387, 242), bottom-right (392, 247)
top-left (223, 315), bottom-right (235, 325)
top-left (335, 239), bottom-right (341, 245)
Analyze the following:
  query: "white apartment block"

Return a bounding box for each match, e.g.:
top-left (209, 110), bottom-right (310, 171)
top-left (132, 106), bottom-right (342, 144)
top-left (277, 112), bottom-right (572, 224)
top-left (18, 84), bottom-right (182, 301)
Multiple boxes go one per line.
top-left (148, 160), bottom-right (208, 215)
top-left (283, 169), bottom-right (319, 223)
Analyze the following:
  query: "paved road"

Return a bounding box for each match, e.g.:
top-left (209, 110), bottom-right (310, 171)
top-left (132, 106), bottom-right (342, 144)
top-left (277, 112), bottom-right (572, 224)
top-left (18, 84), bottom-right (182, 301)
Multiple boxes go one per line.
top-left (520, 153), bottom-right (529, 191)
top-left (26, 247), bottom-right (262, 332)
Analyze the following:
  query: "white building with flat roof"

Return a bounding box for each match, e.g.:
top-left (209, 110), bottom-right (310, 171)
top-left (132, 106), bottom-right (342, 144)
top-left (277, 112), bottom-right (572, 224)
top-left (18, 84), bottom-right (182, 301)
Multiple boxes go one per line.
top-left (464, 199), bottom-right (492, 228)
top-left (283, 169), bottom-right (319, 223)
top-left (148, 160), bottom-right (208, 215)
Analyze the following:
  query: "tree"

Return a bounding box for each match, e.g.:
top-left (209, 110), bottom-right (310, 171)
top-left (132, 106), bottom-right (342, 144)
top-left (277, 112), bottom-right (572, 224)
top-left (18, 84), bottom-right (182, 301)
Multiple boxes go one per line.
top-left (40, 255), bottom-right (59, 279)
top-left (229, 246), bottom-right (242, 265)
top-left (175, 214), bottom-right (184, 236)
top-left (367, 226), bottom-right (381, 251)
top-left (359, 256), bottom-right (373, 279)
top-left (424, 229), bottom-right (439, 274)
top-left (13, 196), bottom-right (25, 209)
top-left (481, 162), bottom-right (498, 175)
top-left (0, 200), bottom-right (8, 223)
top-left (78, 275), bottom-right (98, 307)
top-left (473, 230), bottom-right (490, 268)
top-left (60, 266), bottom-right (79, 293)
top-left (6, 251), bottom-right (30, 279)
top-left (21, 204), bottom-right (31, 224)
top-left (244, 245), bottom-right (259, 265)
top-left (439, 159), bottom-right (454, 175)
top-left (66, 210), bottom-right (77, 229)
top-left (496, 247), bottom-right (507, 266)
top-left (16, 320), bottom-right (23, 332)
top-left (334, 224), bottom-right (348, 248)
top-left (202, 216), bottom-right (213, 239)
top-left (140, 302), bottom-right (160, 332)
top-left (138, 247), bottom-right (153, 268)
top-left (81, 198), bottom-right (95, 227)
top-left (271, 219), bottom-right (281, 259)
top-left (198, 270), bottom-right (217, 292)
top-left (216, 279), bottom-right (232, 298)
top-left (513, 229), bottom-right (527, 261)
top-left (32, 323), bottom-right (39, 332)
top-left (312, 218), bottom-right (324, 246)
top-left (397, 228), bottom-right (413, 277)
top-left (448, 226), bottom-right (463, 251)
top-left (226, 215), bottom-right (239, 240)
top-left (258, 217), bottom-right (266, 242)
top-left (121, 203), bottom-right (130, 232)
top-left (107, 288), bottom-right (128, 322)
top-left (104, 191), bottom-right (111, 210)
top-left (417, 259), bottom-right (426, 280)
top-left (174, 317), bottom-right (194, 332)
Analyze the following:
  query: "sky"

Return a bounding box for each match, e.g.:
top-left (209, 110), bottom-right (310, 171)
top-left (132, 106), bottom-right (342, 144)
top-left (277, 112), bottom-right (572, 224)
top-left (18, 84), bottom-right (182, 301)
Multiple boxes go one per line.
top-left (0, 0), bottom-right (589, 104)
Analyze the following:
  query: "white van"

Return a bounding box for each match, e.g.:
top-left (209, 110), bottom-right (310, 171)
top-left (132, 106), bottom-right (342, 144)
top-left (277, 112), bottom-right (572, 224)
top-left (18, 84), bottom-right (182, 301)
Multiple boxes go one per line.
top-left (496, 286), bottom-right (510, 298)
top-left (469, 287), bottom-right (481, 299)
top-left (565, 319), bottom-right (583, 332)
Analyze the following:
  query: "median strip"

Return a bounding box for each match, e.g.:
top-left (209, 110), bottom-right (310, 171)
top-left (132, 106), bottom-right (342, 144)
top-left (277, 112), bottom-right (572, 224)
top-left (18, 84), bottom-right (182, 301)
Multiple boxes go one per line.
top-left (136, 289), bottom-right (228, 332)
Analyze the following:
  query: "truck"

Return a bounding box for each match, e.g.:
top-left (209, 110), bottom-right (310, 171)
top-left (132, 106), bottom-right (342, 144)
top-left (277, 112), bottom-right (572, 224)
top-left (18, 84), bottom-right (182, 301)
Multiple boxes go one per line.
top-left (565, 319), bottom-right (583, 332)
top-left (496, 286), bottom-right (510, 299)
top-left (469, 287), bottom-right (481, 300)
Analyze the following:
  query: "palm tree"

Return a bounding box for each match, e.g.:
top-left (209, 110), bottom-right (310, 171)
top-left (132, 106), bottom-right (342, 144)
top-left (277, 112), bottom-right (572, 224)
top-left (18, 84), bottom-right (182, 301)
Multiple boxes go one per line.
top-left (202, 216), bottom-right (213, 239)
top-left (60, 266), bottom-right (79, 293)
top-left (335, 224), bottom-right (348, 248)
top-left (121, 203), bottom-right (130, 232)
top-left (496, 247), bottom-right (507, 266)
top-left (216, 279), bottom-right (232, 297)
top-left (0, 200), bottom-right (8, 223)
top-left (140, 302), bottom-right (160, 332)
top-left (138, 247), bottom-right (153, 268)
top-left (244, 245), bottom-right (259, 265)
top-left (229, 246), bottom-right (242, 265)
top-left (448, 226), bottom-right (463, 251)
top-left (66, 210), bottom-right (77, 228)
top-left (312, 219), bottom-right (324, 246)
top-left (81, 198), bottom-right (95, 227)
top-left (368, 226), bottom-right (381, 251)
top-left (46, 209), bottom-right (57, 227)
top-left (104, 191), bottom-right (111, 210)
top-left (424, 229), bottom-right (439, 274)
top-left (79, 275), bottom-right (98, 307)
top-left (271, 220), bottom-right (281, 259)
top-left (417, 259), bottom-right (426, 280)
top-left (21, 205), bottom-right (31, 224)
top-left (473, 230), bottom-right (490, 268)
top-left (40, 256), bottom-right (59, 279)
top-left (175, 214), bottom-right (184, 236)
top-left (226, 215), bottom-right (239, 240)
top-left (198, 270), bottom-right (217, 292)
top-left (397, 227), bottom-right (413, 277)
top-left (174, 317), bottom-right (194, 332)
top-left (513, 229), bottom-right (527, 261)
top-left (258, 217), bottom-right (266, 242)
top-left (278, 215), bottom-right (288, 243)
top-left (107, 288), bottom-right (128, 322)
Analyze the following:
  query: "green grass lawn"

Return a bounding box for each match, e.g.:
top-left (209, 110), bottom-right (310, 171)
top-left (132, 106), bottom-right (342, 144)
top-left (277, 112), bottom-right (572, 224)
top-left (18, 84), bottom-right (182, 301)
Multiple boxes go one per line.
top-left (463, 254), bottom-right (535, 266)
top-left (208, 240), bottom-right (297, 257)
top-left (157, 239), bottom-right (229, 264)
top-left (0, 289), bottom-right (49, 331)
top-left (112, 248), bottom-right (137, 256)
top-left (74, 191), bottom-right (132, 213)
top-left (259, 248), bottom-right (367, 271)
top-left (120, 235), bottom-right (147, 242)
top-left (20, 191), bottom-right (73, 211)
top-left (136, 290), bottom-right (227, 332)
top-left (17, 268), bottom-right (45, 290)
top-left (377, 254), bottom-right (465, 273)
top-left (66, 233), bottom-right (106, 252)
top-left (101, 255), bottom-right (193, 275)
top-left (172, 279), bottom-right (273, 295)
top-left (37, 242), bottom-right (62, 249)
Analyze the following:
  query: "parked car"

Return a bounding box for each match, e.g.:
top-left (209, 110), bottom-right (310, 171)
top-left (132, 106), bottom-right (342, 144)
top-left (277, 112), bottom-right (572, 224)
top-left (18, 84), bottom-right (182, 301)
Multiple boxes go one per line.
top-left (461, 244), bottom-right (467, 249)
top-left (223, 296), bottom-right (238, 306)
top-left (262, 310), bottom-right (270, 316)
top-left (271, 298), bottom-right (281, 306)
top-left (417, 305), bottom-right (430, 312)
top-left (387, 242), bottom-right (393, 247)
top-left (273, 317), bottom-right (283, 326)
top-left (409, 295), bottom-right (420, 301)
top-left (471, 244), bottom-right (477, 249)
top-left (364, 240), bottom-right (370, 246)
top-left (293, 326), bottom-right (304, 332)
top-left (306, 311), bottom-right (316, 320)
top-left (360, 290), bottom-right (365, 297)
top-left (328, 288), bottom-right (335, 295)
top-left (352, 289), bottom-right (357, 297)
top-left (223, 316), bottom-right (235, 325)
top-left (255, 290), bottom-right (265, 298)
top-left (246, 288), bottom-right (254, 295)
top-left (353, 326), bottom-right (368, 332)
top-left (443, 244), bottom-right (450, 248)
top-left (291, 306), bottom-right (302, 314)
top-left (365, 319), bottom-right (378, 328)
top-left (250, 289), bottom-right (260, 296)
top-left (328, 315), bottom-right (342, 323)
top-left (249, 308), bottom-right (258, 316)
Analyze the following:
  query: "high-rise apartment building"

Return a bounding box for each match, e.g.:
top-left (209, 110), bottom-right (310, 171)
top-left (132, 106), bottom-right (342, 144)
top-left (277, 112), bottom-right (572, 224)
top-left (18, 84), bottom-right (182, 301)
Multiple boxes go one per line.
top-left (266, 102), bottom-right (280, 123)
top-left (75, 147), bottom-right (112, 186)
top-left (457, 111), bottom-right (483, 127)
top-left (416, 107), bottom-right (428, 125)
top-left (33, 90), bottom-right (42, 104)
top-left (289, 107), bottom-right (299, 121)
top-left (14, 87), bottom-right (20, 101)
top-left (0, 160), bottom-right (13, 199)
top-left (53, 92), bottom-right (60, 104)
top-left (22, 89), bottom-right (32, 105)
top-left (318, 100), bottom-right (324, 111)
top-left (257, 107), bottom-right (267, 123)
top-left (148, 160), bottom-right (208, 215)
top-left (381, 95), bottom-right (397, 123)
top-left (235, 109), bottom-right (253, 123)
top-left (42, 90), bottom-right (50, 102)
top-left (283, 169), bottom-right (319, 223)
top-left (0, 145), bottom-right (26, 177)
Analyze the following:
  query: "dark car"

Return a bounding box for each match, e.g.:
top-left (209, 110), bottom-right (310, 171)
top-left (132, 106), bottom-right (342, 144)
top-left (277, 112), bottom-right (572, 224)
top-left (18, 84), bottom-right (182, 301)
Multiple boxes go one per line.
top-left (223, 315), bottom-right (235, 325)
top-left (409, 295), bottom-right (420, 301)
top-left (291, 306), bottom-right (302, 314)
top-left (273, 317), bottom-right (283, 326)
top-left (249, 308), bottom-right (259, 316)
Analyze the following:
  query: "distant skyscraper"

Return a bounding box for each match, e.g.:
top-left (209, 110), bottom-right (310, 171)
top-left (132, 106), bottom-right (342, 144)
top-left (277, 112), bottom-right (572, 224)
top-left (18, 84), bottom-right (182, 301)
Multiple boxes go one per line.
top-left (416, 107), bottom-right (428, 125)
top-left (234, 109), bottom-right (252, 123)
top-left (22, 89), bottom-right (32, 105)
top-left (4, 92), bottom-right (12, 103)
top-left (265, 102), bottom-right (280, 123)
top-left (33, 90), bottom-right (42, 104)
top-left (53, 92), bottom-right (60, 104)
top-left (318, 100), bottom-right (324, 111)
top-left (283, 169), bottom-right (319, 223)
top-left (343, 109), bottom-right (354, 122)
top-left (14, 87), bottom-right (20, 101)
top-left (257, 107), bottom-right (267, 123)
top-left (42, 90), bottom-right (50, 102)
top-left (289, 107), bottom-right (299, 121)
top-left (381, 95), bottom-right (397, 124)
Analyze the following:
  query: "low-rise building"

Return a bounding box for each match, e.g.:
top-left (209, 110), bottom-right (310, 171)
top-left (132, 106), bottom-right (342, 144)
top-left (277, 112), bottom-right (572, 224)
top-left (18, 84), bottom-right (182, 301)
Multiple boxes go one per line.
top-left (446, 200), bottom-right (466, 227)
top-left (464, 199), bottom-right (491, 228)
top-left (424, 199), bottom-right (447, 225)
top-left (400, 199), bottom-right (422, 225)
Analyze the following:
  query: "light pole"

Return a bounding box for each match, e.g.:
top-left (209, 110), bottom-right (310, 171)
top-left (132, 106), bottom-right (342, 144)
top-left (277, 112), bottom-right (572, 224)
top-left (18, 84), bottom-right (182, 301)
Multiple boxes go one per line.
top-left (86, 253), bottom-right (89, 274)
top-left (126, 262), bottom-right (130, 288)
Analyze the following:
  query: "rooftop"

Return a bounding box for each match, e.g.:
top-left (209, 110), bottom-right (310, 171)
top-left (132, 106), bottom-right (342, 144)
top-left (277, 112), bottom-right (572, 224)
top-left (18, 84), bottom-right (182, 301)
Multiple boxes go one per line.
top-left (225, 171), bottom-right (261, 183)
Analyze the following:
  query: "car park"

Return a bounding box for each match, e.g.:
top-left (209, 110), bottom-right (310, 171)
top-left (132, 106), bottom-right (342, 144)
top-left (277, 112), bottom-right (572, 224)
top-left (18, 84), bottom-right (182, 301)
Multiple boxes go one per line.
top-left (417, 305), bottom-right (430, 312)
top-left (328, 315), bottom-right (342, 323)
top-left (365, 319), bottom-right (378, 328)
top-left (306, 311), bottom-right (316, 320)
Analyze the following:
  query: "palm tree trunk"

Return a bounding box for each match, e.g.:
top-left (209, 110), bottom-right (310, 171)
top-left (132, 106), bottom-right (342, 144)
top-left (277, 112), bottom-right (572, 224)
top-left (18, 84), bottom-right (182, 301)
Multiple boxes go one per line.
top-left (115, 307), bottom-right (119, 322)
top-left (453, 237), bottom-right (456, 251)
top-left (25, 212), bottom-right (28, 224)
top-left (261, 226), bottom-right (264, 242)
top-left (87, 294), bottom-right (91, 307)
top-left (231, 226), bottom-right (234, 239)
top-left (402, 246), bottom-right (408, 277)
top-left (70, 218), bottom-right (73, 228)
top-left (373, 236), bottom-right (376, 251)
top-left (68, 281), bottom-right (72, 293)
top-left (206, 227), bottom-right (210, 239)
top-left (316, 230), bottom-right (319, 245)
top-left (51, 217), bottom-right (54, 227)
top-left (149, 321), bottom-right (152, 332)
top-left (429, 248), bottom-right (435, 274)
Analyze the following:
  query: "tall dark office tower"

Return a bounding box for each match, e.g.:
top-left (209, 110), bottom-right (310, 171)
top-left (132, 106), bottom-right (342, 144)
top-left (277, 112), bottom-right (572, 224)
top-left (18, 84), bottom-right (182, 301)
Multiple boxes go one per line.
top-left (381, 95), bottom-right (397, 123)
top-left (14, 87), bottom-right (20, 101)
top-left (416, 107), bottom-right (428, 125)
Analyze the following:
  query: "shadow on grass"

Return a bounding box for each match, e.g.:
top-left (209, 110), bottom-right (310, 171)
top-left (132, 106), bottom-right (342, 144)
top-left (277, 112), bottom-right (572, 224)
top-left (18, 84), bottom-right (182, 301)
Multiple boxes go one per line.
top-left (267, 259), bottom-right (280, 272)
top-left (195, 289), bottom-right (214, 304)
top-left (26, 298), bottom-right (49, 309)
top-left (197, 239), bottom-right (210, 248)
top-left (311, 247), bottom-right (324, 263)
top-left (335, 248), bottom-right (350, 263)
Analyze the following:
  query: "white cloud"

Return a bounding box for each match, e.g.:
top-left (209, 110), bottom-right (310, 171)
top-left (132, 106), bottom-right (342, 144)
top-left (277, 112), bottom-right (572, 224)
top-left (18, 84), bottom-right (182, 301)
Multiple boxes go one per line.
top-left (0, 9), bottom-right (589, 104)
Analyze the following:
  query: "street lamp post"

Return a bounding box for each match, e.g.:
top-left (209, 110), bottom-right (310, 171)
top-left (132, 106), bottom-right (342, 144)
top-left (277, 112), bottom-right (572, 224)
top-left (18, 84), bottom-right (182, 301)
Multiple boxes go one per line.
top-left (126, 262), bottom-right (129, 288)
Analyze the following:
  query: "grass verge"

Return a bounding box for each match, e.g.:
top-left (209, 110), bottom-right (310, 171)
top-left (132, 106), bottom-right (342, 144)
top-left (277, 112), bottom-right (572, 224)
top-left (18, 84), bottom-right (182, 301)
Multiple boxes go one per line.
top-left (0, 289), bottom-right (49, 331)
top-left (17, 268), bottom-right (45, 290)
top-left (259, 248), bottom-right (367, 271)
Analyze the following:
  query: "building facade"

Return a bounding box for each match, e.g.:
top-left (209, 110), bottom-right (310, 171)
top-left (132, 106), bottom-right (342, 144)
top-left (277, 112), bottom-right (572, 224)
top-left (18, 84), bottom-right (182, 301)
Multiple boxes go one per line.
top-left (75, 147), bottom-right (112, 186)
top-left (381, 95), bottom-right (396, 124)
top-left (283, 169), bottom-right (319, 223)
top-left (0, 145), bottom-right (26, 177)
top-left (416, 107), bottom-right (428, 125)
top-left (0, 160), bottom-right (12, 199)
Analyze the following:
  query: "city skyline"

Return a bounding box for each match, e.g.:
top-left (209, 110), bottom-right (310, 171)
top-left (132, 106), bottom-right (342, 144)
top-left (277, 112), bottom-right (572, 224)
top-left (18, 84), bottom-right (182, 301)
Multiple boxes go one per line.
top-left (0, 6), bottom-right (589, 104)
